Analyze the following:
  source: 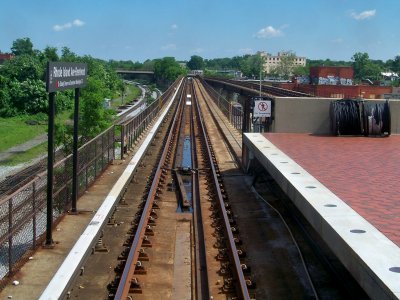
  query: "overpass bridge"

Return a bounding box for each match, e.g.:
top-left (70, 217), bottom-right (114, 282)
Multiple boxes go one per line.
top-left (115, 69), bottom-right (154, 80)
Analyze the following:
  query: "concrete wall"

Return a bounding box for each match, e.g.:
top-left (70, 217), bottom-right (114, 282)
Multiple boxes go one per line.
top-left (272, 97), bottom-right (400, 135)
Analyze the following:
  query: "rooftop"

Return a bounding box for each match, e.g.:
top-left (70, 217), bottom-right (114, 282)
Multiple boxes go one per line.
top-left (262, 133), bottom-right (400, 247)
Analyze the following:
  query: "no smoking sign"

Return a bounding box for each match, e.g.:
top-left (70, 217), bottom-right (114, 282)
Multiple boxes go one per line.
top-left (253, 100), bottom-right (271, 117)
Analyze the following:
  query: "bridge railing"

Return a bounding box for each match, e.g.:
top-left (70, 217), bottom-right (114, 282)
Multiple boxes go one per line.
top-left (0, 126), bottom-right (114, 286)
top-left (199, 77), bottom-right (243, 132)
top-left (117, 77), bottom-right (181, 158)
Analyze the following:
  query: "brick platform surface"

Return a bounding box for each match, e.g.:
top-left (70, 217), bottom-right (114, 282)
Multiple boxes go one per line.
top-left (262, 133), bottom-right (400, 247)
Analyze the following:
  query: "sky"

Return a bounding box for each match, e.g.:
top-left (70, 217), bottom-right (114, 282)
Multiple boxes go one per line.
top-left (1, 0), bottom-right (399, 62)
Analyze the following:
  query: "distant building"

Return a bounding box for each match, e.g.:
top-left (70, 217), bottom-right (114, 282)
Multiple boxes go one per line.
top-left (278, 65), bottom-right (393, 99)
top-left (189, 70), bottom-right (204, 76)
top-left (384, 86), bottom-right (400, 99)
top-left (258, 51), bottom-right (307, 73)
top-left (0, 53), bottom-right (14, 64)
top-left (310, 66), bottom-right (353, 85)
top-left (381, 71), bottom-right (399, 82)
top-left (215, 69), bottom-right (243, 78)
top-left (205, 69), bottom-right (242, 78)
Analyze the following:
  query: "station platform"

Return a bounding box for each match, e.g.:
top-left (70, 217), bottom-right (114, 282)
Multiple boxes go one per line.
top-left (0, 158), bottom-right (130, 299)
top-left (0, 79), bottom-right (183, 300)
top-left (244, 132), bottom-right (400, 299)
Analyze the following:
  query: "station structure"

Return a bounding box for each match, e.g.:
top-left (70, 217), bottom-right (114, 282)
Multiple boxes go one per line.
top-left (0, 76), bottom-right (400, 299)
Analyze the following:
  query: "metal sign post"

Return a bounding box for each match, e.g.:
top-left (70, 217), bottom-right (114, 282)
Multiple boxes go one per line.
top-left (253, 99), bottom-right (271, 118)
top-left (71, 87), bottom-right (80, 213)
top-left (45, 62), bottom-right (87, 246)
top-left (45, 92), bottom-right (55, 246)
top-left (252, 96), bottom-right (272, 133)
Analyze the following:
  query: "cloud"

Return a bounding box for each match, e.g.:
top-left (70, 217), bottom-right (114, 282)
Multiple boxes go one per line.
top-left (73, 19), bottom-right (85, 27)
top-left (350, 9), bottom-right (376, 20)
top-left (254, 26), bottom-right (284, 39)
top-left (53, 19), bottom-right (85, 31)
top-left (161, 43), bottom-right (177, 51)
top-left (171, 24), bottom-right (178, 30)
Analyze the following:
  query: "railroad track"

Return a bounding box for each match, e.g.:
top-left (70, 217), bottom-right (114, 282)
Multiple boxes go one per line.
top-left (206, 77), bottom-right (313, 97)
top-left (0, 150), bottom-right (64, 200)
top-left (62, 76), bottom-right (362, 300)
top-left (107, 78), bottom-right (253, 299)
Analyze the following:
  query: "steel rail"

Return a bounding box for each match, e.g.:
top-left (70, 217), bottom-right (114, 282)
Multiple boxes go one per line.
top-left (205, 77), bottom-right (312, 97)
top-left (114, 80), bottom-right (186, 299)
top-left (194, 79), bottom-right (243, 166)
top-left (116, 78), bottom-right (177, 123)
top-left (189, 80), bottom-right (211, 299)
top-left (192, 82), bottom-right (251, 300)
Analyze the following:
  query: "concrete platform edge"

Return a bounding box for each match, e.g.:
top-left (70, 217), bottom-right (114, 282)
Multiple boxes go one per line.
top-left (243, 132), bottom-right (400, 300)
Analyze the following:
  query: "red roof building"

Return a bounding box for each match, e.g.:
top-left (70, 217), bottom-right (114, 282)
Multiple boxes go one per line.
top-left (0, 53), bottom-right (15, 63)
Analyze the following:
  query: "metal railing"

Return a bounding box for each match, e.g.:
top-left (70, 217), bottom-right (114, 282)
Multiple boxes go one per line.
top-left (118, 78), bottom-right (181, 158)
top-left (199, 77), bottom-right (244, 132)
top-left (0, 127), bottom-right (114, 284)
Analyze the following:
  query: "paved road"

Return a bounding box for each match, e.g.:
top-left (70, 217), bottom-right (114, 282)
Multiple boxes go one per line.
top-left (0, 133), bottom-right (48, 180)
top-left (0, 133), bottom-right (47, 163)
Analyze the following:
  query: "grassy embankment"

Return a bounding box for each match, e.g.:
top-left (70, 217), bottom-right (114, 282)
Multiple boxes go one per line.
top-left (0, 85), bottom-right (142, 166)
top-left (0, 111), bottom-right (71, 166)
top-left (110, 84), bottom-right (142, 109)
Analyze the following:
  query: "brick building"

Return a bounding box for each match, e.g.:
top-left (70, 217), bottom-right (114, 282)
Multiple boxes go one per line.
top-left (279, 66), bottom-right (393, 99)
top-left (309, 66), bottom-right (353, 85)
top-left (296, 84), bottom-right (392, 99)
top-left (0, 53), bottom-right (14, 64)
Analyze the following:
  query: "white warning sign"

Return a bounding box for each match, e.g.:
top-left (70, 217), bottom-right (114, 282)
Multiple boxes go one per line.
top-left (253, 100), bottom-right (271, 117)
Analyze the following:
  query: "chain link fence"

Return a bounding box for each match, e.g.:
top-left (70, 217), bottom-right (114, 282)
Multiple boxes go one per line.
top-left (118, 77), bottom-right (180, 158)
top-left (0, 126), bottom-right (114, 285)
top-left (199, 77), bottom-right (243, 132)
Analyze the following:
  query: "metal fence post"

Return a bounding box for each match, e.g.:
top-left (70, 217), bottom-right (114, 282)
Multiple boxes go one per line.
top-left (8, 198), bottom-right (13, 273)
top-left (121, 125), bottom-right (125, 160)
top-left (102, 133), bottom-right (105, 168)
top-left (32, 182), bottom-right (36, 248)
top-left (94, 140), bottom-right (97, 178)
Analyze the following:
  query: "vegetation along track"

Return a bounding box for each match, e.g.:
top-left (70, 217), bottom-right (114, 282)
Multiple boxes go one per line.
top-left (68, 77), bottom-right (366, 299)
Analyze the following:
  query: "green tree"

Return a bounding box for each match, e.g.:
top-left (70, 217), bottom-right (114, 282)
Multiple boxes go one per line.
top-left (0, 54), bottom-right (43, 81)
top-left (7, 79), bottom-right (47, 114)
top-left (0, 75), bottom-right (15, 116)
top-left (141, 59), bottom-right (155, 71)
top-left (80, 77), bottom-right (114, 140)
top-left (43, 46), bottom-right (59, 62)
top-left (11, 38), bottom-right (34, 56)
top-left (239, 55), bottom-right (263, 78)
top-left (61, 47), bottom-right (77, 61)
top-left (293, 65), bottom-right (309, 76)
top-left (187, 55), bottom-right (204, 70)
top-left (55, 123), bottom-right (73, 156)
top-left (154, 57), bottom-right (186, 84)
top-left (352, 52), bottom-right (382, 82)
top-left (270, 51), bottom-right (297, 79)
top-left (388, 56), bottom-right (400, 74)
